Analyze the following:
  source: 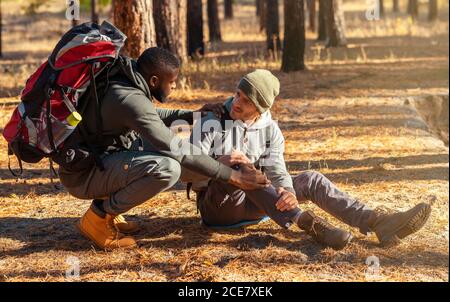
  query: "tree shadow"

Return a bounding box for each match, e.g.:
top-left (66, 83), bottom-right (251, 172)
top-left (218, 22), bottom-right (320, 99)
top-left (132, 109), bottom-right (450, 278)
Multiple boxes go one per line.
top-left (286, 153), bottom-right (449, 171)
top-left (280, 116), bottom-right (429, 131)
top-left (0, 215), bottom-right (321, 259)
top-left (323, 166), bottom-right (449, 184)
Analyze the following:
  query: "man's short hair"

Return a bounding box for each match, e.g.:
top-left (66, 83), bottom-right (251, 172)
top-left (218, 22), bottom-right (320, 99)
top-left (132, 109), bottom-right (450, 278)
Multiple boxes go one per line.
top-left (137, 47), bottom-right (180, 80)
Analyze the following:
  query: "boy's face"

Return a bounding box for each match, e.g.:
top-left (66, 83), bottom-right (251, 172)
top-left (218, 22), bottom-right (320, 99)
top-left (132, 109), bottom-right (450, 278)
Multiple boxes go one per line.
top-left (148, 67), bottom-right (179, 103)
top-left (230, 89), bottom-right (260, 122)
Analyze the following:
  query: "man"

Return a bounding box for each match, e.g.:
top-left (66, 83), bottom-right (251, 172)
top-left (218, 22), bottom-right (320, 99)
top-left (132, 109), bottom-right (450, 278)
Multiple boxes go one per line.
top-left (59, 48), bottom-right (270, 250)
top-left (189, 69), bottom-right (431, 250)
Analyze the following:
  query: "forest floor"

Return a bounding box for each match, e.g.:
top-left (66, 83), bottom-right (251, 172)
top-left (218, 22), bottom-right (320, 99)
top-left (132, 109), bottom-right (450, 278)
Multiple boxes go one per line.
top-left (0, 0), bottom-right (448, 281)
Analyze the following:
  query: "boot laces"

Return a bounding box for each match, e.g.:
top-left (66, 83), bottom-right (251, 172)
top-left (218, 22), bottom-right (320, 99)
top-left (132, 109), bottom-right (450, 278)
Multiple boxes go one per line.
top-left (107, 216), bottom-right (122, 241)
top-left (310, 217), bottom-right (331, 237)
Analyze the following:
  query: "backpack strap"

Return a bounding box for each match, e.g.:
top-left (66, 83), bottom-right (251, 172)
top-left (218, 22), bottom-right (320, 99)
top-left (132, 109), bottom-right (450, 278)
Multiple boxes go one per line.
top-left (44, 73), bottom-right (59, 154)
top-left (260, 125), bottom-right (272, 174)
top-left (7, 145), bottom-right (23, 178)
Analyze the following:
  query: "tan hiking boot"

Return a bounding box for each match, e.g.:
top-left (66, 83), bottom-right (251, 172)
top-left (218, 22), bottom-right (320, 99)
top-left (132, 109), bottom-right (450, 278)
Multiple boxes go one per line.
top-left (368, 203), bottom-right (431, 247)
top-left (113, 215), bottom-right (141, 234)
top-left (77, 207), bottom-right (137, 250)
top-left (297, 211), bottom-right (353, 250)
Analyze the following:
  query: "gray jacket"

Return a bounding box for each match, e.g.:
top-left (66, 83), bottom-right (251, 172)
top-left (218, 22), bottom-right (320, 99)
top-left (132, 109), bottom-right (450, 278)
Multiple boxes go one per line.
top-left (59, 58), bottom-right (232, 188)
top-left (190, 98), bottom-right (294, 193)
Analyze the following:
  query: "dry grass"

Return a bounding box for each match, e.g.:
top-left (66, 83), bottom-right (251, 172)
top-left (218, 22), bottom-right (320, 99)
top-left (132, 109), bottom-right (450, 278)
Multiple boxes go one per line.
top-left (0, 0), bottom-right (448, 282)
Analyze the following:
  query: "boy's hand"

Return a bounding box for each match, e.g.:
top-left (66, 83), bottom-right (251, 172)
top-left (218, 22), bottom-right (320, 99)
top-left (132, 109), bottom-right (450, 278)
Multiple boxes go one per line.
top-left (197, 103), bottom-right (225, 118)
top-left (229, 164), bottom-right (271, 190)
top-left (276, 187), bottom-right (299, 212)
top-left (217, 150), bottom-right (251, 167)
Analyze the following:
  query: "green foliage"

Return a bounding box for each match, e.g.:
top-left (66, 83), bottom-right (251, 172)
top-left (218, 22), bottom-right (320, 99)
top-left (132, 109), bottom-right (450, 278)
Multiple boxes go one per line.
top-left (79, 0), bottom-right (111, 11)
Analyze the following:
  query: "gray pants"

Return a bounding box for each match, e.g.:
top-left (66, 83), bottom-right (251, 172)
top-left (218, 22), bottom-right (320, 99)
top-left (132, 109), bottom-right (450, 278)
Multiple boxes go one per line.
top-left (197, 171), bottom-right (374, 234)
top-left (64, 137), bottom-right (183, 216)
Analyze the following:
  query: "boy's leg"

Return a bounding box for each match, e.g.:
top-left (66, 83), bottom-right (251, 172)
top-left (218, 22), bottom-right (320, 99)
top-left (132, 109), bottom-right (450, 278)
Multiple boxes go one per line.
top-left (198, 180), bottom-right (300, 229)
top-left (292, 171), bottom-right (432, 246)
top-left (198, 179), bottom-right (353, 250)
top-left (293, 171), bottom-right (374, 235)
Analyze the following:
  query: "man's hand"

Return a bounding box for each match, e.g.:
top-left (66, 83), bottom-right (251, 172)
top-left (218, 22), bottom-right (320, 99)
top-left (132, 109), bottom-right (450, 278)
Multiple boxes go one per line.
top-left (217, 150), bottom-right (251, 167)
top-left (197, 103), bottom-right (225, 118)
top-left (229, 164), bottom-right (271, 190)
top-left (275, 187), bottom-right (299, 212)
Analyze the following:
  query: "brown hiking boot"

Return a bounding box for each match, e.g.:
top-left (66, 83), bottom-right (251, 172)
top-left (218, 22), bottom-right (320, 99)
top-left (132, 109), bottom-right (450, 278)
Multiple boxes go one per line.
top-left (77, 207), bottom-right (137, 250)
top-left (297, 211), bottom-right (353, 250)
top-left (113, 215), bottom-right (141, 234)
top-left (368, 203), bottom-right (431, 247)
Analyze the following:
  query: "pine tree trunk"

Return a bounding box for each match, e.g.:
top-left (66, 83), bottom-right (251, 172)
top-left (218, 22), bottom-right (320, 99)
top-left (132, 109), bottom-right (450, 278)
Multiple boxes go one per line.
top-left (324, 0), bottom-right (346, 47)
top-left (91, 0), bottom-right (99, 23)
top-left (0, 0), bottom-right (2, 58)
top-left (281, 0), bottom-right (306, 72)
top-left (379, 0), bottom-right (384, 18)
top-left (266, 0), bottom-right (281, 56)
top-left (259, 0), bottom-right (267, 32)
top-left (113, 0), bottom-right (156, 58)
top-left (153, 0), bottom-right (188, 63)
top-left (428, 0), bottom-right (438, 21)
top-left (408, 0), bottom-right (419, 19)
top-left (224, 0), bottom-right (233, 19)
top-left (307, 0), bottom-right (316, 32)
top-left (187, 0), bottom-right (204, 58)
top-left (393, 0), bottom-right (399, 13)
top-left (207, 0), bottom-right (222, 42)
top-left (317, 0), bottom-right (326, 41)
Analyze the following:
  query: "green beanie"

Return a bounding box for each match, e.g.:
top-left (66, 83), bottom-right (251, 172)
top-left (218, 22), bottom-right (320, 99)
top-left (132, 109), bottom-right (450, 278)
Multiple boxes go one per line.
top-left (238, 69), bottom-right (280, 113)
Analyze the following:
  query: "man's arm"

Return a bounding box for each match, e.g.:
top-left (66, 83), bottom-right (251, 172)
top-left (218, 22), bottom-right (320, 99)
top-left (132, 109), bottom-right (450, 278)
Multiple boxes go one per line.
top-left (115, 94), bottom-right (269, 190)
top-left (156, 108), bottom-right (194, 126)
top-left (156, 103), bottom-right (226, 127)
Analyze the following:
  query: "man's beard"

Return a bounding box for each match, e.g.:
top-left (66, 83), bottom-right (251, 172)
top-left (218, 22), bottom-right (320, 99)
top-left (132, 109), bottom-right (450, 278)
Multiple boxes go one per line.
top-left (152, 88), bottom-right (167, 103)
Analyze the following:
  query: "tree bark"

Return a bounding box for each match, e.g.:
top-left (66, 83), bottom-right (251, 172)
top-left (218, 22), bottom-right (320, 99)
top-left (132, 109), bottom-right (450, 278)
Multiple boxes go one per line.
top-left (266, 0), bottom-right (281, 56)
top-left (307, 0), bottom-right (316, 32)
top-left (379, 0), bottom-right (384, 18)
top-left (187, 0), bottom-right (204, 58)
top-left (0, 0), bottom-right (2, 58)
top-left (323, 0), bottom-right (346, 47)
top-left (408, 0), bottom-right (419, 19)
top-left (317, 0), bottom-right (326, 41)
top-left (281, 0), bottom-right (306, 72)
top-left (428, 0), bottom-right (438, 21)
top-left (207, 0), bottom-right (222, 42)
top-left (259, 0), bottom-right (267, 32)
top-left (153, 0), bottom-right (188, 63)
top-left (91, 0), bottom-right (99, 24)
top-left (113, 0), bottom-right (156, 58)
top-left (393, 0), bottom-right (399, 13)
top-left (224, 0), bottom-right (233, 19)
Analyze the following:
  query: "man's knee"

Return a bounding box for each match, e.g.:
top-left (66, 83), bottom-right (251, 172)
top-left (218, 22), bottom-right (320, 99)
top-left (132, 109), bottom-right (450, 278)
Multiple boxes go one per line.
top-left (295, 170), bottom-right (326, 185)
top-left (158, 157), bottom-right (182, 187)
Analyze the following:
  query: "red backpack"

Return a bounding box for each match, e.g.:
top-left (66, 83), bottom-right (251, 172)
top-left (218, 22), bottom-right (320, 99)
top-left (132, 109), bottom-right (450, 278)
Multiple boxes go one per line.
top-left (2, 21), bottom-right (126, 176)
